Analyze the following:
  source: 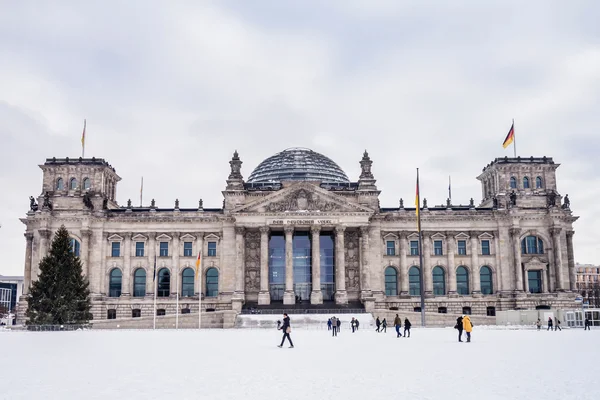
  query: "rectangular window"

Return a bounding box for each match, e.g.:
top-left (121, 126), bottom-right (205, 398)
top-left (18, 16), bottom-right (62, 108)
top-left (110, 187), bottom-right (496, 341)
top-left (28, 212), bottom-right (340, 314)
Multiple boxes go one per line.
top-left (208, 242), bottom-right (217, 257)
top-left (111, 242), bottom-right (120, 257)
top-left (434, 240), bottom-right (443, 256)
top-left (481, 240), bottom-right (490, 255)
top-left (528, 270), bottom-right (542, 294)
top-left (457, 240), bottom-right (467, 256)
top-left (135, 242), bottom-right (144, 257)
top-left (159, 242), bottom-right (169, 257)
top-left (386, 241), bottom-right (396, 256)
top-left (183, 242), bottom-right (193, 257)
top-left (410, 240), bottom-right (419, 256)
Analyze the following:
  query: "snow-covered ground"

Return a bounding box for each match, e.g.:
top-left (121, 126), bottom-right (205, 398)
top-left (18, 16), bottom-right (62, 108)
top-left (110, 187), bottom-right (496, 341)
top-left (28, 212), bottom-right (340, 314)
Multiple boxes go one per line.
top-left (2, 326), bottom-right (598, 400)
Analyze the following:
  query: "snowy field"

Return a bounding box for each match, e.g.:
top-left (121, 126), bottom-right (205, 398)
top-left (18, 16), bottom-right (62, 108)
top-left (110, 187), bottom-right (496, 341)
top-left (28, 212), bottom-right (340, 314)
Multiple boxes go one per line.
top-left (2, 327), bottom-right (598, 400)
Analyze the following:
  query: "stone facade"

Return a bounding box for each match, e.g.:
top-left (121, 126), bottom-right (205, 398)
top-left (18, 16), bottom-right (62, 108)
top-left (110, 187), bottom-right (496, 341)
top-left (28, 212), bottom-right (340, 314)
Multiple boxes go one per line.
top-left (18, 152), bottom-right (579, 324)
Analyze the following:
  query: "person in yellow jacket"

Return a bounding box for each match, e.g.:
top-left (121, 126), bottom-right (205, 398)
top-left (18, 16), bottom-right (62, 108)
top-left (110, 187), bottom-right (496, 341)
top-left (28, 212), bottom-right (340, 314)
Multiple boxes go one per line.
top-left (462, 315), bottom-right (473, 343)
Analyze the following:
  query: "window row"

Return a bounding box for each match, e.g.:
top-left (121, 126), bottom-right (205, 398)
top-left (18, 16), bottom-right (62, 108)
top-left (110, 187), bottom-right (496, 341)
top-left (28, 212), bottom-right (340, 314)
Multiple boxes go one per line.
top-left (109, 241), bottom-right (217, 257)
top-left (385, 239), bottom-right (492, 256)
top-left (384, 265), bottom-right (494, 296)
top-left (56, 177), bottom-right (91, 191)
top-left (107, 307), bottom-right (196, 319)
top-left (108, 267), bottom-right (219, 298)
top-left (509, 176), bottom-right (543, 190)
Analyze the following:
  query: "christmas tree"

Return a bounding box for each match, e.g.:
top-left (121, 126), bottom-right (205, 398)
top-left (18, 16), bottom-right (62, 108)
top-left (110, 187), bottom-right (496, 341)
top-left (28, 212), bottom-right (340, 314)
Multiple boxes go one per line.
top-left (26, 225), bottom-right (92, 325)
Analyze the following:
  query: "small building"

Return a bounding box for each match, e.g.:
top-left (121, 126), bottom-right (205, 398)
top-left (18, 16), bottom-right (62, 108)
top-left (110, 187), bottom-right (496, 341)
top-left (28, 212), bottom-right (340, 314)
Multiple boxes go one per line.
top-left (0, 275), bottom-right (24, 325)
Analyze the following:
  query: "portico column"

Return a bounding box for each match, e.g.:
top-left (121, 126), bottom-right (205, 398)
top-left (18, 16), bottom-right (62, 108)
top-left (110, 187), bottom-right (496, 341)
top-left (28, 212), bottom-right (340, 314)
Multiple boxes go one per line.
top-left (146, 233), bottom-right (156, 296)
top-left (334, 225), bottom-right (348, 304)
top-left (470, 232), bottom-right (481, 296)
top-left (510, 228), bottom-right (524, 292)
top-left (122, 232), bottom-right (132, 296)
top-left (258, 227), bottom-right (271, 305)
top-left (171, 232), bottom-right (180, 297)
top-left (80, 229), bottom-right (92, 278)
top-left (447, 234), bottom-right (457, 296)
top-left (422, 232), bottom-right (432, 296)
top-left (23, 233), bottom-right (34, 295)
top-left (551, 228), bottom-right (564, 291)
top-left (234, 227), bottom-right (246, 300)
top-left (195, 233), bottom-right (204, 296)
top-left (399, 232), bottom-right (409, 296)
top-left (566, 231), bottom-right (576, 291)
top-left (283, 226), bottom-right (295, 305)
top-left (359, 226), bottom-right (372, 298)
top-left (310, 225), bottom-right (323, 304)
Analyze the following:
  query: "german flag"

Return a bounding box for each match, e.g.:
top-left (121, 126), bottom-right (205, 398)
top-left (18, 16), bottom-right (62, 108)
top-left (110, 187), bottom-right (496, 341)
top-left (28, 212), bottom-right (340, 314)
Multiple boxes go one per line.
top-left (195, 251), bottom-right (202, 278)
top-left (502, 122), bottom-right (515, 149)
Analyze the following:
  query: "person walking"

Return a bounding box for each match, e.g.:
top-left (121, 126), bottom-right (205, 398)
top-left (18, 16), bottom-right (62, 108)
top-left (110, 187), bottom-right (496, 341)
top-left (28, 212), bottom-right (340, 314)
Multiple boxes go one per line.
top-left (547, 317), bottom-right (553, 331)
top-left (404, 318), bottom-right (411, 338)
top-left (277, 313), bottom-right (294, 348)
top-left (535, 318), bottom-right (541, 330)
top-left (351, 317), bottom-right (356, 333)
top-left (327, 318), bottom-right (332, 331)
top-left (394, 314), bottom-right (402, 338)
top-left (331, 316), bottom-right (338, 337)
top-left (355, 319), bottom-right (360, 330)
top-left (381, 318), bottom-right (387, 333)
top-left (375, 317), bottom-right (381, 332)
top-left (555, 318), bottom-right (562, 331)
top-left (456, 316), bottom-right (464, 342)
top-left (584, 318), bottom-right (591, 330)
top-left (336, 317), bottom-right (341, 334)
top-left (462, 315), bottom-right (473, 343)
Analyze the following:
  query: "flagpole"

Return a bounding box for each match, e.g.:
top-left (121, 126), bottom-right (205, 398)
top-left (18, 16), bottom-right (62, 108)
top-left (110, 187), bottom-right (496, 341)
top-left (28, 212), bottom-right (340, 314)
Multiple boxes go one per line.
top-left (513, 119), bottom-right (516, 158)
top-left (416, 168), bottom-right (426, 327)
top-left (153, 254), bottom-right (157, 330)
top-left (176, 265), bottom-right (179, 330)
top-left (81, 119), bottom-right (86, 158)
top-left (199, 268), bottom-right (202, 330)
top-left (448, 175), bottom-right (452, 204)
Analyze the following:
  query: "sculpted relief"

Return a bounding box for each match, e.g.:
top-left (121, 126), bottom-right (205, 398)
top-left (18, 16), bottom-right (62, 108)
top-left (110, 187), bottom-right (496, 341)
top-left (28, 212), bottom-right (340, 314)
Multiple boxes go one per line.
top-left (344, 230), bottom-right (360, 290)
top-left (265, 189), bottom-right (342, 212)
top-left (244, 231), bottom-right (261, 292)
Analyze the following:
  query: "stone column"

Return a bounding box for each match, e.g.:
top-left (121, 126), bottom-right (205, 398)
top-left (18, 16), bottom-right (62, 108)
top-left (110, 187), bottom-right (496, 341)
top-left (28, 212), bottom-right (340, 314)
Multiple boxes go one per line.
top-left (422, 232), bottom-right (432, 296)
top-left (195, 233), bottom-right (204, 296)
top-left (122, 232), bottom-right (132, 296)
top-left (493, 234), bottom-right (502, 292)
top-left (566, 231), bottom-right (576, 291)
top-left (234, 227), bottom-right (246, 300)
top-left (283, 226), bottom-right (295, 305)
top-left (171, 232), bottom-right (180, 297)
top-left (551, 228), bottom-right (564, 291)
top-left (334, 225), bottom-right (348, 304)
top-left (146, 233), bottom-right (156, 296)
top-left (34, 229), bottom-right (51, 284)
top-left (80, 229), bottom-right (92, 278)
top-left (510, 228), bottom-right (523, 292)
top-left (447, 234), bottom-right (457, 296)
top-left (399, 232), bottom-right (409, 296)
top-left (258, 227), bottom-right (271, 305)
top-left (359, 226), bottom-right (372, 298)
top-left (310, 225), bottom-right (323, 304)
top-left (23, 233), bottom-right (34, 295)
top-left (470, 232), bottom-right (481, 296)
top-left (523, 268), bottom-right (529, 293)
top-left (543, 266), bottom-right (549, 293)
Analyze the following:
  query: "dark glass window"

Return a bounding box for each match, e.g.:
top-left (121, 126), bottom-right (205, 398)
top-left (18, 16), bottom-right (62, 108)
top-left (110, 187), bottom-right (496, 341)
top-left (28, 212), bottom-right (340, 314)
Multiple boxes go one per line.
top-left (133, 268), bottom-right (146, 297)
top-left (438, 307), bottom-right (447, 314)
top-left (135, 242), bottom-right (144, 257)
top-left (410, 240), bottom-right (419, 256)
top-left (510, 177), bottom-right (517, 189)
top-left (56, 178), bottom-right (64, 190)
top-left (409, 266), bottom-right (421, 296)
top-left (157, 309), bottom-right (166, 316)
top-left (269, 233), bottom-right (285, 301)
top-left (457, 240), bottom-right (467, 256)
top-left (70, 178), bottom-right (77, 190)
top-left (111, 242), bottom-right (120, 257)
top-left (109, 269), bottom-right (122, 297)
top-left (522, 236), bottom-right (544, 254)
top-left (83, 178), bottom-right (91, 190)
top-left (385, 267), bottom-right (398, 296)
top-left (480, 266), bottom-right (493, 295)
top-left (183, 242), bottom-right (193, 257)
top-left (414, 307), bottom-right (421, 312)
top-left (386, 241), bottom-right (396, 256)
top-left (181, 308), bottom-right (191, 314)
top-left (320, 233), bottom-right (335, 301)
top-left (293, 232), bottom-right (312, 301)
top-left (159, 242), bottom-right (169, 257)
top-left (528, 270), bottom-right (542, 293)
top-left (70, 238), bottom-right (80, 257)
top-left (432, 266), bottom-right (446, 295)
top-left (456, 266), bottom-right (469, 295)
top-left (434, 240), bottom-right (443, 256)
top-left (481, 240), bottom-right (490, 255)
top-left (157, 268), bottom-right (170, 297)
top-left (536, 177), bottom-right (543, 189)
top-left (206, 268), bottom-right (219, 297)
top-left (486, 306), bottom-right (496, 316)
top-left (207, 242), bottom-right (217, 257)
top-left (107, 309), bottom-right (116, 319)
top-left (462, 306), bottom-right (472, 315)
top-left (523, 176), bottom-right (530, 189)
top-left (132, 309), bottom-right (141, 318)
top-left (181, 268), bottom-right (195, 297)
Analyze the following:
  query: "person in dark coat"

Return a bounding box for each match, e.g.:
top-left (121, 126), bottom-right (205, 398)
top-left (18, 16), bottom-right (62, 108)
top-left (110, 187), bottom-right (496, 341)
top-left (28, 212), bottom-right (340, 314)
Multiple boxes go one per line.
top-left (277, 313), bottom-right (294, 348)
top-left (547, 317), bottom-right (553, 331)
top-left (394, 314), bottom-right (402, 338)
top-left (327, 318), bottom-right (332, 331)
top-left (351, 317), bottom-right (356, 333)
top-left (554, 317), bottom-right (561, 331)
top-left (331, 316), bottom-right (338, 337)
top-left (404, 318), bottom-right (411, 337)
top-left (456, 316), bottom-right (464, 342)
top-left (375, 317), bottom-right (381, 332)
top-left (355, 319), bottom-right (360, 330)
top-left (381, 318), bottom-right (387, 333)
top-left (585, 318), bottom-right (591, 330)
top-left (336, 317), bottom-right (341, 334)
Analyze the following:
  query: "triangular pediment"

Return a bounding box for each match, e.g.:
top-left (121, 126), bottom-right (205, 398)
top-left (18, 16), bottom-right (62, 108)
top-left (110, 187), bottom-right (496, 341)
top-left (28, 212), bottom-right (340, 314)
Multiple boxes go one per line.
top-left (132, 234), bottom-right (148, 241)
top-left (156, 233), bottom-right (172, 241)
top-left (107, 234), bottom-right (123, 242)
top-left (525, 257), bottom-right (547, 270)
top-left (233, 182), bottom-right (374, 213)
top-left (180, 233), bottom-right (196, 241)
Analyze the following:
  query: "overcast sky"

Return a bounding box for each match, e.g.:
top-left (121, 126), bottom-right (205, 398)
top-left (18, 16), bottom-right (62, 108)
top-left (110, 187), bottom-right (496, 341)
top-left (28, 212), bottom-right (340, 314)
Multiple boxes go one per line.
top-left (1, 1), bottom-right (599, 276)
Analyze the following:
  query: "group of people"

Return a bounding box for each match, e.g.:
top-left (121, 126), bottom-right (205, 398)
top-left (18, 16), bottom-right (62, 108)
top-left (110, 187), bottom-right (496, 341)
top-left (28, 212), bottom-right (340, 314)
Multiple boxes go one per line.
top-left (455, 315), bottom-right (473, 342)
top-left (535, 317), bottom-right (562, 331)
top-left (374, 315), bottom-right (411, 337)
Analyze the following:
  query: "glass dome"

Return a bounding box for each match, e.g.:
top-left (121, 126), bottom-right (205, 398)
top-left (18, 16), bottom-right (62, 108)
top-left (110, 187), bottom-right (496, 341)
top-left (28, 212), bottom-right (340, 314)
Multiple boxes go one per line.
top-left (247, 147), bottom-right (350, 183)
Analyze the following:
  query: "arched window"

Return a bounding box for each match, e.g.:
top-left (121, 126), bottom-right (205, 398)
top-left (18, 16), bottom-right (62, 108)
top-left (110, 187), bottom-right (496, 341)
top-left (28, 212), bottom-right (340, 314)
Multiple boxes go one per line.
top-left (480, 266), bottom-right (493, 295)
top-left (384, 267), bottom-right (398, 296)
top-left (521, 236), bottom-right (544, 254)
top-left (523, 176), bottom-right (530, 189)
top-left (206, 268), bottom-right (219, 297)
top-left (181, 268), bottom-right (195, 297)
top-left (510, 177), bottom-right (517, 189)
top-left (409, 266), bottom-right (421, 296)
top-left (56, 178), bottom-right (64, 190)
top-left (83, 178), bottom-right (91, 190)
top-left (456, 266), bottom-right (469, 295)
top-left (70, 178), bottom-right (77, 190)
top-left (536, 176), bottom-right (543, 189)
top-left (109, 268), bottom-right (122, 297)
top-left (69, 238), bottom-right (80, 257)
top-left (432, 266), bottom-right (446, 295)
top-left (133, 268), bottom-right (146, 297)
top-left (157, 268), bottom-right (170, 297)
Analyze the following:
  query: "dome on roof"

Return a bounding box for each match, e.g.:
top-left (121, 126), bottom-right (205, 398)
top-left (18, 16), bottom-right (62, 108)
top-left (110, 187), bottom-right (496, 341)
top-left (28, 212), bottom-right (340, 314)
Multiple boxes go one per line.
top-left (247, 147), bottom-right (350, 184)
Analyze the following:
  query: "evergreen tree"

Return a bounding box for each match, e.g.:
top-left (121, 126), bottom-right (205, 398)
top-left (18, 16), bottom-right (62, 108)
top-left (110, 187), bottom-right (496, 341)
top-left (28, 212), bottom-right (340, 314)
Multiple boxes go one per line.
top-left (26, 225), bottom-right (92, 325)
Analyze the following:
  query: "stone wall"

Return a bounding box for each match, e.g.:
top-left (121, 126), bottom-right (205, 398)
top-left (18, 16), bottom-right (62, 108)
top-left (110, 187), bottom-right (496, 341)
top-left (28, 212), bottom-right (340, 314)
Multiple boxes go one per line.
top-left (91, 310), bottom-right (237, 329)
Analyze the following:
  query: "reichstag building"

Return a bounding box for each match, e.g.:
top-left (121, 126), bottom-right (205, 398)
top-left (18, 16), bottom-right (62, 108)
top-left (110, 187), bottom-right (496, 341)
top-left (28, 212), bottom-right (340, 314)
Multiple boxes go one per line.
top-left (19, 148), bottom-right (579, 321)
